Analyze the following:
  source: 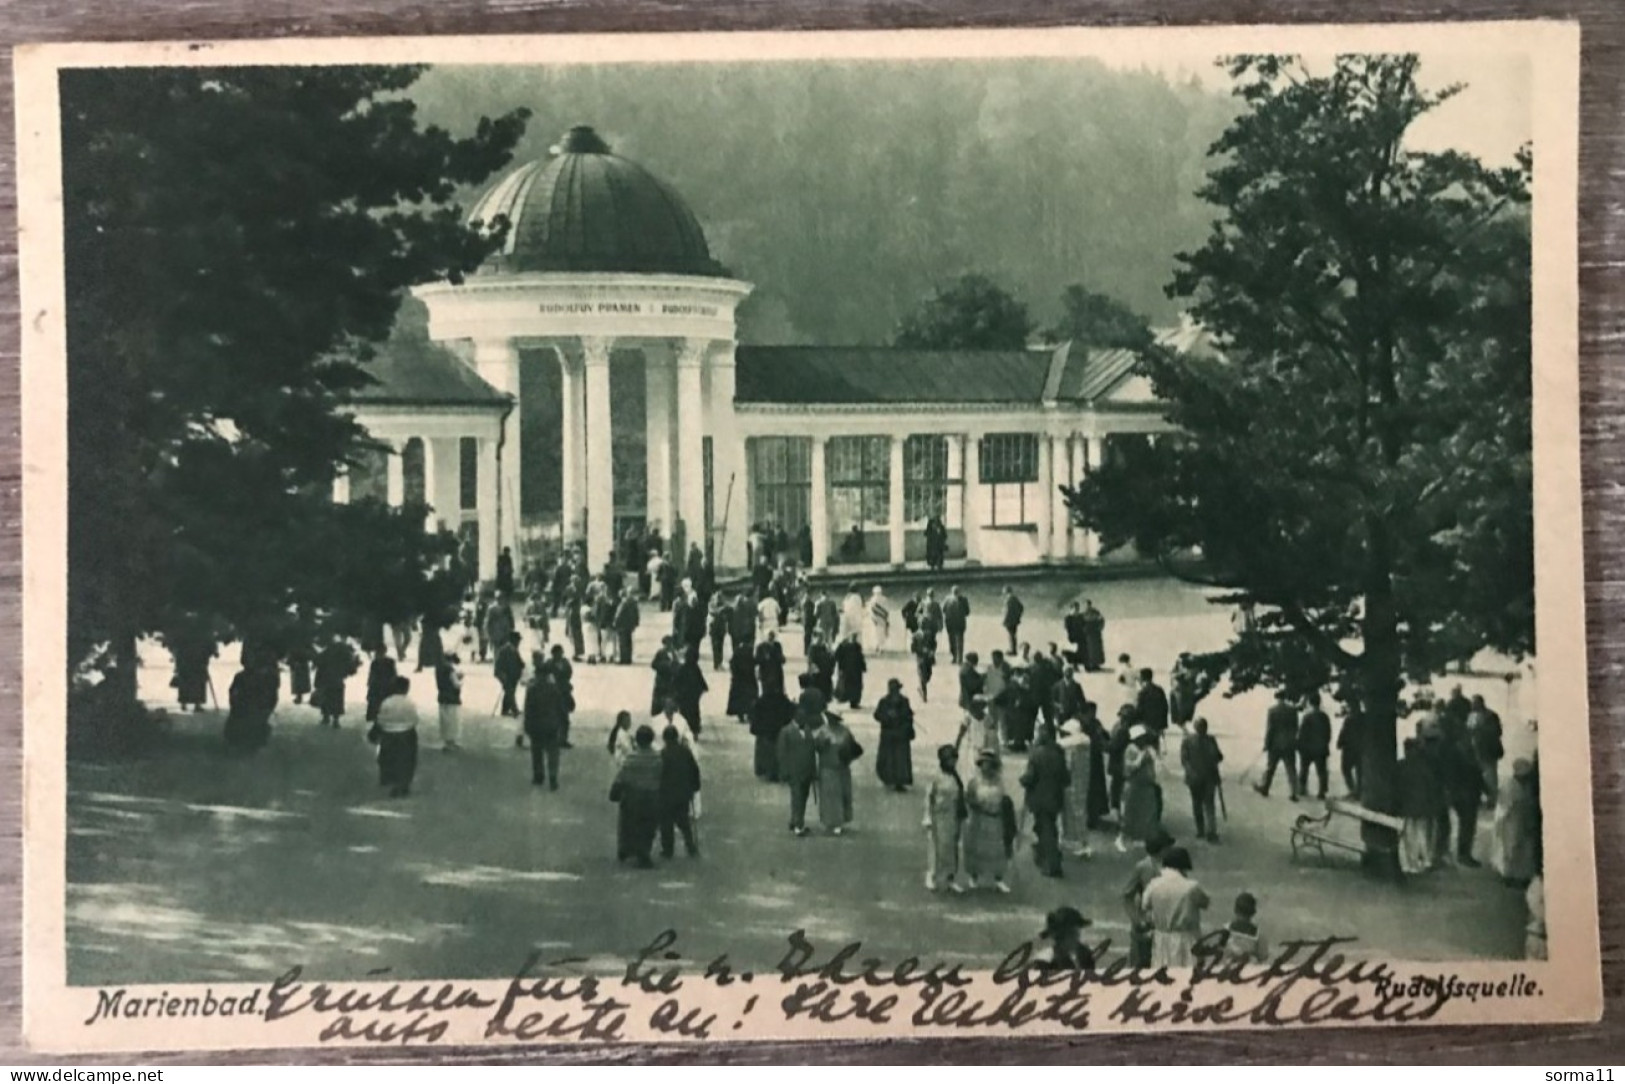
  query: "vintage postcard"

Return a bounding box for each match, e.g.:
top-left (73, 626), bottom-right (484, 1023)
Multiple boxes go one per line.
top-left (15, 22), bottom-right (1597, 1054)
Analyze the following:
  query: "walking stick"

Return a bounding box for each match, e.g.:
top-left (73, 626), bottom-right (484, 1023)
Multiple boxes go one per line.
top-left (1217, 776), bottom-right (1229, 822)
top-left (206, 673), bottom-right (219, 710)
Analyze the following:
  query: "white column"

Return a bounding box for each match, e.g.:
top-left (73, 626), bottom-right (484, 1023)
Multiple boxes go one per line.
top-left (962, 434), bottom-right (981, 564)
top-left (430, 436), bottom-right (461, 532)
top-left (582, 335), bottom-right (616, 569)
top-left (708, 344), bottom-right (747, 570)
top-left (676, 339), bottom-right (708, 558)
top-left (420, 438), bottom-right (438, 533)
top-left (477, 437), bottom-right (499, 580)
top-left (473, 339), bottom-right (522, 557)
top-left (644, 352), bottom-right (674, 537)
top-left (1035, 432), bottom-right (1054, 560)
top-left (559, 346), bottom-right (586, 545)
top-left (810, 435), bottom-right (829, 570)
top-left (385, 442), bottom-right (405, 508)
top-left (1050, 434), bottom-right (1073, 559)
top-left (888, 434), bottom-right (906, 566)
top-left (1053, 435), bottom-right (1079, 559)
top-left (332, 469), bottom-right (350, 506)
top-left (1084, 435), bottom-right (1106, 559)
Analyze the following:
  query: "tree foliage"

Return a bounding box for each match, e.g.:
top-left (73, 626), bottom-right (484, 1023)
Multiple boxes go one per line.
top-left (1046, 285), bottom-right (1154, 349)
top-left (1065, 55), bottom-right (1533, 822)
top-left (63, 66), bottom-right (529, 682)
top-left (893, 273), bottom-right (1033, 349)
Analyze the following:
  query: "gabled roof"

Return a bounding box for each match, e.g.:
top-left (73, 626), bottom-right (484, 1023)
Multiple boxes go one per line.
top-left (735, 345), bottom-right (1052, 405)
top-left (1052, 346), bottom-right (1143, 403)
top-left (346, 342), bottom-right (509, 409)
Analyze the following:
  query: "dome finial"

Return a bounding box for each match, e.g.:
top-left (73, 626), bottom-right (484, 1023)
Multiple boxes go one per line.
top-left (557, 125), bottom-right (611, 155)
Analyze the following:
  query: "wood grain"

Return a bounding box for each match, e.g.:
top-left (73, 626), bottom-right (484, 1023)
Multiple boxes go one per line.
top-left (0, 0), bottom-right (1619, 1063)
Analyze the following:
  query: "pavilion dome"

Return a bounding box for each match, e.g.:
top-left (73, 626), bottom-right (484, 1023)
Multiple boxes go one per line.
top-left (466, 125), bottom-right (727, 278)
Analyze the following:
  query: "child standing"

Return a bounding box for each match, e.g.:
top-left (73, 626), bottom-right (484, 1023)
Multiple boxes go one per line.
top-left (1223, 891), bottom-right (1268, 963)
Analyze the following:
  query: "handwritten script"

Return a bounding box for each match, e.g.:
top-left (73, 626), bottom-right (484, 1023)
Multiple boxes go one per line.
top-left (82, 930), bottom-right (1543, 1044)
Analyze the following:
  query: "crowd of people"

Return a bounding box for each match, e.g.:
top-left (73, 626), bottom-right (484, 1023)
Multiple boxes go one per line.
top-left (183, 533), bottom-right (1544, 964)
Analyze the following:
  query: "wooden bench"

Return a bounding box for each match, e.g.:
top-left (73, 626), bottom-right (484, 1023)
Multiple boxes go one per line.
top-left (1290, 798), bottom-right (1406, 869)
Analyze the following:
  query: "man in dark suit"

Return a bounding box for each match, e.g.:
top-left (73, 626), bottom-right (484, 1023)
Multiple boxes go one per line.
top-left (1020, 725), bottom-right (1071, 878)
top-left (1296, 692), bottom-right (1333, 800)
top-left (1134, 668), bottom-right (1170, 743)
top-left (776, 692), bottom-right (823, 836)
top-left (1255, 691), bottom-right (1301, 800)
top-left (942, 587), bottom-right (969, 665)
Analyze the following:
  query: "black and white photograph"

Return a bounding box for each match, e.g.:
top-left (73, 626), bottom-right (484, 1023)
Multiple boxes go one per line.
top-left (14, 24), bottom-right (1598, 1052)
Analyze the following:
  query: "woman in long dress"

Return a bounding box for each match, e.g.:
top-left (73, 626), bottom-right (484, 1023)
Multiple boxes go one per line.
top-left (840, 585), bottom-right (865, 643)
top-left (873, 678), bottom-right (916, 791)
top-left (1116, 725), bottom-right (1161, 853)
top-left (749, 688), bottom-right (794, 781)
top-left (923, 744), bottom-right (966, 892)
top-left (1143, 846), bottom-right (1210, 968)
top-left (813, 712), bottom-right (859, 834)
top-left (962, 749), bottom-right (1013, 893)
top-left (726, 644), bottom-right (759, 722)
top-left (1056, 717), bottom-right (1095, 856)
top-left (1493, 757), bottom-right (1541, 884)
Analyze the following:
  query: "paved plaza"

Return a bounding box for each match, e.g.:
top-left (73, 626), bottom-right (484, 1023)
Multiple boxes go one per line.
top-left (66, 576), bottom-right (1534, 986)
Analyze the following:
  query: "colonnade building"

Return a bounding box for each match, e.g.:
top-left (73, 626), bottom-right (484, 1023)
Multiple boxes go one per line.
top-left (340, 126), bottom-right (1185, 580)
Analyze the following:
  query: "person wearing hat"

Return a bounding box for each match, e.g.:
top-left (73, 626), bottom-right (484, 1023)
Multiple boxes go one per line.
top-left (963, 748), bottom-right (1014, 893)
top-left (777, 690), bottom-right (824, 836)
top-left (1056, 713), bottom-right (1098, 857)
top-left (1036, 906), bottom-right (1096, 973)
top-left (1222, 891), bottom-right (1268, 963)
top-left (1143, 845), bottom-right (1211, 968)
top-left (1121, 829), bottom-right (1175, 968)
top-left (1116, 723), bottom-right (1162, 854)
top-left (874, 677), bottom-right (917, 791)
top-left (923, 744), bottom-right (967, 892)
top-left (813, 704), bottom-right (862, 835)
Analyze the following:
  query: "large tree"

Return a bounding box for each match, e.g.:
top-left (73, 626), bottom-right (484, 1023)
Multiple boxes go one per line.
top-left (1046, 285), bottom-right (1153, 349)
top-left (62, 66), bottom-right (528, 707)
top-left (893, 272), bottom-right (1033, 349)
top-left (1065, 55), bottom-right (1532, 856)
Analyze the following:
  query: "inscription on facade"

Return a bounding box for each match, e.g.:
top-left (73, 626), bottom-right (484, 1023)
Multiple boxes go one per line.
top-left (537, 301), bottom-right (720, 318)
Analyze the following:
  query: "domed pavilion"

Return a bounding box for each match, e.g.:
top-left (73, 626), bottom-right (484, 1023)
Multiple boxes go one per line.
top-left (343, 125), bottom-right (1186, 581)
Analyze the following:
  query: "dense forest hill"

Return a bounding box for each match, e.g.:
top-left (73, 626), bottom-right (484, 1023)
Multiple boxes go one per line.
top-left (410, 58), bottom-right (1240, 345)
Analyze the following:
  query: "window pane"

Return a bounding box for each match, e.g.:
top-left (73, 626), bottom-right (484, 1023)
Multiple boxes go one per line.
top-left (459, 437), bottom-right (478, 511)
top-left (979, 433), bottom-right (1039, 484)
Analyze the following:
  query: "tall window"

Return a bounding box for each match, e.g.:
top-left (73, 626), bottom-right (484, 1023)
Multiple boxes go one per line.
top-left (748, 436), bottom-right (811, 531)
top-left (979, 432), bottom-right (1040, 527)
top-left (401, 438), bottom-right (426, 507)
top-left (828, 436), bottom-right (890, 531)
top-left (904, 434), bottom-right (960, 524)
top-left (702, 436), bottom-right (715, 537)
top-left (459, 437), bottom-right (479, 512)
